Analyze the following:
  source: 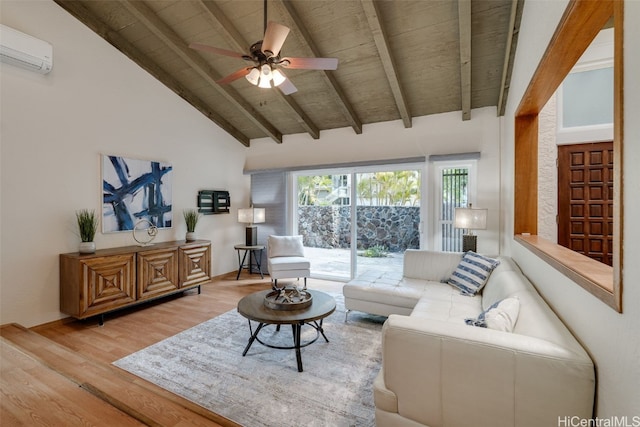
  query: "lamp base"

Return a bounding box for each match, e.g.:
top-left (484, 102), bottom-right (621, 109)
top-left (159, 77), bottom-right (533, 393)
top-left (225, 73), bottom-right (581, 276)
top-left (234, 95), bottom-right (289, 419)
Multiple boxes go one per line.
top-left (462, 234), bottom-right (477, 253)
top-left (245, 226), bottom-right (257, 246)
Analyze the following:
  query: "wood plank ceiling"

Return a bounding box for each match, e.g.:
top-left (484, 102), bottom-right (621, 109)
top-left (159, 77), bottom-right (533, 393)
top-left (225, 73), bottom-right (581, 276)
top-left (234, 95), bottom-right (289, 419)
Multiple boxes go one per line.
top-left (54, 0), bottom-right (524, 147)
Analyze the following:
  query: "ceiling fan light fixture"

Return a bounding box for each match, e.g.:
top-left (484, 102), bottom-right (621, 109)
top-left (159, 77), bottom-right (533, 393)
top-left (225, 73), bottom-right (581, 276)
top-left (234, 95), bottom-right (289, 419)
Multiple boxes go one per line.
top-left (258, 64), bottom-right (273, 88)
top-left (245, 67), bottom-right (260, 85)
top-left (189, 2), bottom-right (338, 95)
top-left (261, 64), bottom-right (272, 80)
top-left (272, 69), bottom-right (286, 87)
top-left (258, 76), bottom-right (272, 88)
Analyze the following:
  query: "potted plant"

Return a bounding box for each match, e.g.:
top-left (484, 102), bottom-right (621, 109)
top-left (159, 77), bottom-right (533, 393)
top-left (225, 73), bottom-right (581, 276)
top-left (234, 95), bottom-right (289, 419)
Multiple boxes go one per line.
top-left (183, 209), bottom-right (200, 241)
top-left (76, 209), bottom-right (98, 254)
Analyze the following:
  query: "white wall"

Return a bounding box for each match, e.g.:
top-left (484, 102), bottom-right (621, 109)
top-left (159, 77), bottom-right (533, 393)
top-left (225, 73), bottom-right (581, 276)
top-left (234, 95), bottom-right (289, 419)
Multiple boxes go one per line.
top-left (538, 94), bottom-right (558, 242)
top-left (502, 0), bottom-right (640, 418)
top-left (0, 0), bottom-right (250, 327)
top-left (246, 107), bottom-right (502, 255)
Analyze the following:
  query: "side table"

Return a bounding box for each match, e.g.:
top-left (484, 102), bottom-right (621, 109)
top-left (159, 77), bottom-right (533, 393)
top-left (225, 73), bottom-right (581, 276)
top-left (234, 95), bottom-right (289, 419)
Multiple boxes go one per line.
top-left (234, 244), bottom-right (265, 280)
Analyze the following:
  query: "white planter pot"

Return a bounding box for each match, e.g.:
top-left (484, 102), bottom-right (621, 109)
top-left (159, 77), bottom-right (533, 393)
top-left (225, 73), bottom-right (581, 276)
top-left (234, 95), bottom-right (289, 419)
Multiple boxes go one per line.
top-left (79, 241), bottom-right (96, 254)
top-left (186, 231), bottom-right (196, 242)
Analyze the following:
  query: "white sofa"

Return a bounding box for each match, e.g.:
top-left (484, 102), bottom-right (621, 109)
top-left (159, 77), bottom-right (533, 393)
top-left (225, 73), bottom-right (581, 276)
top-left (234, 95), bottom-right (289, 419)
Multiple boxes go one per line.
top-left (343, 249), bottom-right (595, 427)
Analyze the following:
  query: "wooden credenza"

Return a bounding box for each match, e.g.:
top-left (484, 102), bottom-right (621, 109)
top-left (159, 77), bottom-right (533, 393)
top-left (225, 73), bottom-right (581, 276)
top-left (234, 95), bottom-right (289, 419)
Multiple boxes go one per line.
top-left (60, 240), bottom-right (211, 322)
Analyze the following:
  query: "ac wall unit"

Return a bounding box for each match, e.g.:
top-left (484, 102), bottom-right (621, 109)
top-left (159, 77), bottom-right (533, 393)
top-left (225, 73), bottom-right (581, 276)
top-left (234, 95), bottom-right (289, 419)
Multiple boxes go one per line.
top-left (0, 24), bottom-right (53, 74)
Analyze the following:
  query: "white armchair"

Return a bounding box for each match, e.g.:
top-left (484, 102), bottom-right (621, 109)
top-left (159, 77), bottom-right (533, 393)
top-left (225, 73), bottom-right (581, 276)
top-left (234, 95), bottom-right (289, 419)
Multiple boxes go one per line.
top-left (267, 235), bottom-right (310, 290)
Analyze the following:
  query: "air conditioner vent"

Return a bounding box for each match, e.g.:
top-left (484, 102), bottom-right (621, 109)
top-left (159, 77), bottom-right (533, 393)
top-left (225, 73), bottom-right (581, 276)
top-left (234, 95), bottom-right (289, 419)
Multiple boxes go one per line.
top-left (0, 24), bottom-right (52, 74)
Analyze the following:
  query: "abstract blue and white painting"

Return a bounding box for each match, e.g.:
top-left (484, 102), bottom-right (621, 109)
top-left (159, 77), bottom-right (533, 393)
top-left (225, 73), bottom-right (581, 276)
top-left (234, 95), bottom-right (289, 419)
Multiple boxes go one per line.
top-left (102, 155), bottom-right (173, 233)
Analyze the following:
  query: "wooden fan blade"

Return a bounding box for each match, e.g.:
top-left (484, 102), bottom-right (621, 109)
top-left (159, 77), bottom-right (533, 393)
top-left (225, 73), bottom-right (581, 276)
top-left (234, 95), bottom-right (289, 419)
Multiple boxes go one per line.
top-left (278, 78), bottom-right (297, 95)
top-left (189, 43), bottom-right (247, 59)
top-left (216, 68), bottom-right (251, 85)
top-left (280, 57), bottom-right (338, 70)
top-left (262, 21), bottom-right (290, 57)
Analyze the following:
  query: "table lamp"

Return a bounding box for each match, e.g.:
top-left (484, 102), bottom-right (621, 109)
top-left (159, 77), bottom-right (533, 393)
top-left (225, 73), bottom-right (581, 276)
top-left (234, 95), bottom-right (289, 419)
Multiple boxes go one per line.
top-left (454, 204), bottom-right (487, 252)
top-left (238, 207), bottom-right (266, 246)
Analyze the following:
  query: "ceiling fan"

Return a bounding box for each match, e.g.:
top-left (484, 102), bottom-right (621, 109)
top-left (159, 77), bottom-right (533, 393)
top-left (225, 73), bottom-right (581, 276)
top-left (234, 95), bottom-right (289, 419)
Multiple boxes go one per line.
top-left (189, 0), bottom-right (338, 95)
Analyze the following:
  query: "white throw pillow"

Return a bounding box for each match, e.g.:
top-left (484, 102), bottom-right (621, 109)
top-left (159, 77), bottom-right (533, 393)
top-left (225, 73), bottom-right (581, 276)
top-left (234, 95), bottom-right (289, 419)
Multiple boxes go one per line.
top-left (447, 251), bottom-right (500, 296)
top-left (268, 235), bottom-right (305, 258)
top-left (465, 297), bottom-right (520, 332)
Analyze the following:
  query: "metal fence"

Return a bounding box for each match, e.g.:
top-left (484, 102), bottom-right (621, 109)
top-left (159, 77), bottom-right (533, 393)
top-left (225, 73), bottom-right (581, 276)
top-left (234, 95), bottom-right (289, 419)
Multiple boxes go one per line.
top-left (440, 168), bottom-right (468, 252)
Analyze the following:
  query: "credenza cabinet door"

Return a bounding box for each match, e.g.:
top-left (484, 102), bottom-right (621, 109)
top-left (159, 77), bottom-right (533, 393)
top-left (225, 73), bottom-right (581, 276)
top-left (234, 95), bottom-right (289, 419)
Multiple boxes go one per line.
top-left (83, 254), bottom-right (136, 317)
top-left (61, 254), bottom-right (136, 318)
top-left (179, 243), bottom-right (211, 288)
top-left (137, 247), bottom-right (179, 300)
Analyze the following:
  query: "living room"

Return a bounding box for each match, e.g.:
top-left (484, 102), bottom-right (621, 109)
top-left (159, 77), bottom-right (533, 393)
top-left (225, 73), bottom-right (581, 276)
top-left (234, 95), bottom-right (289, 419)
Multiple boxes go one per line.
top-left (1, 0), bottom-right (639, 425)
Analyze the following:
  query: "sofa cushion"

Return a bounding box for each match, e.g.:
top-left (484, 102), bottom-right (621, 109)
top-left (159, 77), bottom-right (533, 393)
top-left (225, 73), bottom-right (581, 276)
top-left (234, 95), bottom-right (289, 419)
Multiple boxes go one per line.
top-left (489, 256), bottom-right (520, 275)
top-left (403, 249), bottom-right (462, 281)
top-left (465, 296), bottom-right (520, 332)
top-left (343, 273), bottom-right (425, 310)
top-left (447, 251), bottom-right (500, 295)
top-left (482, 269), bottom-right (530, 310)
top-left (410, 282), bottom-right (483, 323)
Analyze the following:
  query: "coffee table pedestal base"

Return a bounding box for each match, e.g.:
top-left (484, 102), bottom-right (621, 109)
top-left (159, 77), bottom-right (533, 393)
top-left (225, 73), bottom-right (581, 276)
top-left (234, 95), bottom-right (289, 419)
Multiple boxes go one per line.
top-left (242, 320), bottom-right (328, 372)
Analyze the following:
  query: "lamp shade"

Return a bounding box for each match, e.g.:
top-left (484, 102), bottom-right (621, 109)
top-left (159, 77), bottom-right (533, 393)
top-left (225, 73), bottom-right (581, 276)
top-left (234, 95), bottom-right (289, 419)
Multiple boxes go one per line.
top-left (258, 64), bottom-right (272, 88)
top-left (272, 69), bottom-right (286, 86)
top-left (454, 207), bottom-right (487, 230)
top-left (245, 67), bottom-right (260, 85)
top-left (238, 208), bottom-right (266, 225)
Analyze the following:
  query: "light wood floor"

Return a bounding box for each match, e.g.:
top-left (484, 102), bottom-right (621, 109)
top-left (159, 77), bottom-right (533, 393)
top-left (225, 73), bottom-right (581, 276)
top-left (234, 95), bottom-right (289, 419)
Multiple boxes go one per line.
top-left (1, 273), bottom-right (344, 426)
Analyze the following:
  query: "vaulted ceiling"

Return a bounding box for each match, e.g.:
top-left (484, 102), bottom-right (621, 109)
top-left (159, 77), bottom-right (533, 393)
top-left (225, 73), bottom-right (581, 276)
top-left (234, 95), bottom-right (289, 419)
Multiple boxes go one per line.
top-left (54, 0), bottom-right (523, 147)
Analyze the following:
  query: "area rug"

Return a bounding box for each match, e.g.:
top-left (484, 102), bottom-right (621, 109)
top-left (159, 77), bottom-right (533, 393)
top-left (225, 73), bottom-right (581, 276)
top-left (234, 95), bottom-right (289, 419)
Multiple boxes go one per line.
top-left (113, 293), bottom-right (385, 427)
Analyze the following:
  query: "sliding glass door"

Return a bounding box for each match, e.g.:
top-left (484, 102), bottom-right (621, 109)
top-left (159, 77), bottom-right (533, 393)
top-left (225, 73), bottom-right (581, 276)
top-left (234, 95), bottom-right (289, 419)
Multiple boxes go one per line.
top-left (293, 165), bottom-right (422, 281)
top-left (354, 170), bottom-right (420, 278)
top-left (296, 173), bottom-right (352, 279)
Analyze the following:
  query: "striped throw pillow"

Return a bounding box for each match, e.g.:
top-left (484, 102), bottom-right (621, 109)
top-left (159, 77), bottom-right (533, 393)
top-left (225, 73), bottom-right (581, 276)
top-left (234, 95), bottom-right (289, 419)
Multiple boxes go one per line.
top-left (447, 251), bottom-right (500, 296)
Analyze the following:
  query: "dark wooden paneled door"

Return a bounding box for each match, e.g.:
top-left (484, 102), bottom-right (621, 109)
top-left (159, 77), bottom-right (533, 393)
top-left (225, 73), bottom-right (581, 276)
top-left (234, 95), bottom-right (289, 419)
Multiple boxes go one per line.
top-left (557, 141), bottom-right (613, 266)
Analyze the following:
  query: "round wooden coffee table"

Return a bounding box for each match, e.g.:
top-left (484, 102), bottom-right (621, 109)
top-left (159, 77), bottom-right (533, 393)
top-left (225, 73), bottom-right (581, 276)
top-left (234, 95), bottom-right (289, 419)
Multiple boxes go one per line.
top-left (237, 289), bottom-right (336, 372)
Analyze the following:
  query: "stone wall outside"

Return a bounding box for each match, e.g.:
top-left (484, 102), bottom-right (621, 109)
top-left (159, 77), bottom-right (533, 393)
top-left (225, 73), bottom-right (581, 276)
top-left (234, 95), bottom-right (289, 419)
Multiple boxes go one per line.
top-left (298, 206), bottom-right (419, 252)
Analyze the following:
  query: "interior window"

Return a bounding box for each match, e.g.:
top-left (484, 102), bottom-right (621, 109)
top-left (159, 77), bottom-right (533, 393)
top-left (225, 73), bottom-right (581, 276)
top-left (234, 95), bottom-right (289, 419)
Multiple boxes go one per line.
top-left (538, 26), bottom-right (614, 266)
top-left (514, 1), bottom-right (622, 312)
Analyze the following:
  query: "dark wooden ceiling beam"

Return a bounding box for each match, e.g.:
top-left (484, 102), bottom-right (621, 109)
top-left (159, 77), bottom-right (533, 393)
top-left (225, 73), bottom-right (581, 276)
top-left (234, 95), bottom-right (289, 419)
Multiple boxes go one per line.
top-left (361, 0), bottom-right (411, 128)
top-left (119, 0), bottom-right (283, 144)
top-left (198, 0), bottom-right (320, 140)
top-left (458, 0), bottom-right (472, 121)
top-left (53, 0), bottom-right (250, 147)
top-left (497, 0), bottom-right (524, 116)
top-left (277, 0), bottom-right (363, 135)
top-left (55, 0), bottom-right (517, 142)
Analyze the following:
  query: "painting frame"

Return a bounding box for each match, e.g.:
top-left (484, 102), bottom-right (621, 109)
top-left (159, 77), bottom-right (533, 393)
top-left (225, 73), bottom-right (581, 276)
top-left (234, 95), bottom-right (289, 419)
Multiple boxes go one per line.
top-left (102, 154), bottom-right (173, 233)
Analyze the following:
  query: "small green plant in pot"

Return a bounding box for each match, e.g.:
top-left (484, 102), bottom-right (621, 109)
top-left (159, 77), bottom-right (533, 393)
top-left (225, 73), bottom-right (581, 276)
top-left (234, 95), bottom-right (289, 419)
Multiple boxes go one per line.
top-left (76, 209), bottom-right (98, 253)
top-left (183, 209), bottom-right (200, 241)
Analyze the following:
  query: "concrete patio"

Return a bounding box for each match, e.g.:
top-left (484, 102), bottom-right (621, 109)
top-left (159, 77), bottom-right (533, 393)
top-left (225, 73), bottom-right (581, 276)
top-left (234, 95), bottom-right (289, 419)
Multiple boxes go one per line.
top-left (304, 246), bottom-right (404, 280)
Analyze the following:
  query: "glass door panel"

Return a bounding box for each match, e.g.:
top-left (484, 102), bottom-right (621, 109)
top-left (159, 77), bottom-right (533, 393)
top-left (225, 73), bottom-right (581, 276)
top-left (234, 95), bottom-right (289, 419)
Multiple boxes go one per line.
top-left (296, 173), bottom-right (351, 280)
top-left (354, 170), bottom-right (420, 277)
top-left (438, 167), bottom-right (468, 252)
